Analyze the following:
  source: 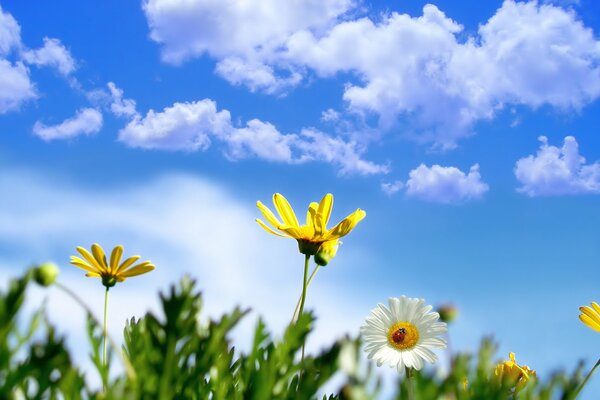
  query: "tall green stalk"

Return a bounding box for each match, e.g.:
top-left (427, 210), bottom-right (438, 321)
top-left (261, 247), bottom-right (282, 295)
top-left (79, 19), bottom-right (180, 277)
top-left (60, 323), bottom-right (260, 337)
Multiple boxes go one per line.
top-left (405, 366), bottom-right (415, 400)
top-left (574, 357), bottom-right (600, 398)
top-left (295, 254), bottom-right (311, 323)
top-left (54, 282), bottom-right (136, 382)
top-left (291, 264), bottom-right (321, 324)
top-left (103, 287), bottom-right (109, 368)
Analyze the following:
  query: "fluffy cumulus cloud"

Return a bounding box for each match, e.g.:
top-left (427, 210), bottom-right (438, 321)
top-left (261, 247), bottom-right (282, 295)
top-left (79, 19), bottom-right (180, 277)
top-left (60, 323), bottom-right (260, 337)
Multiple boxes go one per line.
top-left (515, 136), bottom-right (600, 196)
top-left (0, 5), bottom-right (77, 114)
top-left (144, 0), bottom-right (600, 147)
top-left (406, 164), bottom-right (489, 203)
top-left (0, 6), bottom-right (35, 113)
top-left (118, 98), bottom-right (386, 175)
top-left (32, 108), bottom-right (103, 141)
top-left (21, 37), bottom-right (76, 76)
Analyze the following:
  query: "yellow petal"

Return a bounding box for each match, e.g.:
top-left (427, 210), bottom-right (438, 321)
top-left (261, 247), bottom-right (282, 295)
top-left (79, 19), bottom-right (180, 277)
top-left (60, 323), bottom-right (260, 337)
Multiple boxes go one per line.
top-left (70, 257), bottom-right (100, 274)
top-left (119, 262), bottom-right (155, 278)
top-left (76, 246), bottom-right (107, 273)
top-left (317, 193), bottom-right (333, 228)
top-left (592, 302), bottom-right (600, 315)
top-left (110, 245), bottom-right (124, 273)
top-left (115, 255), bottom-right (142, 274)
top-left (273, 193), bottom-right (299, 227)
top-left (306, 202), bottom-right (318, 227)
top-left (326, 209), bottom-right (366, 239)
top-left (580, 306), bottom-right (600, 326)
top-left (257, 201), bottom-right (283, 228)
top-left (85, 272), bottom-right (101, 278)
top-left (256, 218), bottom-right (289, 237)
top-left (91, 244), bottom-right (109, 272)
top-left (580, 314), bottom-right (600, 332)
top-left (279, 225), bottom-right (308, 240)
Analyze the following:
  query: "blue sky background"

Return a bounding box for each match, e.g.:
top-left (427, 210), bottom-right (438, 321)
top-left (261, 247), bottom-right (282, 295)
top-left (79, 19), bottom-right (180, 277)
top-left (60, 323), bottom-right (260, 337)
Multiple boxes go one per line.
top-left (1, 0), bottom-right (600, 397)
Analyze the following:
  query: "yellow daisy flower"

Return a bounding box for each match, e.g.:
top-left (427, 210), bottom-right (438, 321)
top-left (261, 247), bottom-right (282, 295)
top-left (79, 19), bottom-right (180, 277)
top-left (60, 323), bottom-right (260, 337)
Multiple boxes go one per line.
top-left (494, 352), bottom-right (536, 392)
top-left (70, 244), bottom-right (155, 288)
top-left (579, 302), bottom-right (600, 332)
top-left (256, 193), bottom-right (366, 255)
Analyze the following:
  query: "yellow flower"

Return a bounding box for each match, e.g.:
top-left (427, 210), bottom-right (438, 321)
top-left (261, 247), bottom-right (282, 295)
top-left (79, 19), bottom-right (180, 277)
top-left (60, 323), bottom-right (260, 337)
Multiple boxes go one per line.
top-left (494, 352), bottom-right (536, 391)
top-left (579, 302), bottom-right (600, 332)
top-left (256, 193), bottom-right (366, 255)
top-left (70, 244), bottom-right (155, 288)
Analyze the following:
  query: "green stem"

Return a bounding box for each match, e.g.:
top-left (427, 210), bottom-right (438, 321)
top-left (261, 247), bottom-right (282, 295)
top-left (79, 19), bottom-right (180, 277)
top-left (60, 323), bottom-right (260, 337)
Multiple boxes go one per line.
top-left (405, 366), bottom-right (415, 400)
top-left (297, 254), bottom-right (310, 379)
top-left (103, 286), bottom-right (109, 369)
top-left (574, 357), bottom-right (600, 398)
top-left (291, 264), bottom-right (321, 324)
top-left (54, 282), bottom-right (136, 382)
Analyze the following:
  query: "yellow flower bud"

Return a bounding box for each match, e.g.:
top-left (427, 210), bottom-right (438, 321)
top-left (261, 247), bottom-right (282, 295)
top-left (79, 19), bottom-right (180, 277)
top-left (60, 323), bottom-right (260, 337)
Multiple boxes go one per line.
top-left (314, 240), bottom-right (340, 266)
top-left (32, 262), bottom-right (60, 287)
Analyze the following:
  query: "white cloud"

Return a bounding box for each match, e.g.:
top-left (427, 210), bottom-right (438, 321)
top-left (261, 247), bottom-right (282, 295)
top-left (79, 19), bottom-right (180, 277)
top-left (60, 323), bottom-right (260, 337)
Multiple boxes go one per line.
top-left (215, 57), bottom-right (302, 94)
top-left (21, 37), bottom-right (76, 76)
top-left (0, 4), bottom-right (21, 55)
top-left (515, 136), bottom-right (600, 196)
top-left (0, 6), bottom-right (79, 114)
top-left (0, 7), bottom-right (36, 113)
top-left (223, 119), bottom-right (297, 162)
top-left (0, 60), bottom-right (36, 113)
top-left (406, 164), bottom-right (489, 203)
top-left (143, 1), bottom-right (600, 148)
top-left (381, 180), bottom-right (404, 195)
top-left (118, 99), bottom-right (230, 151)
top-left (0, 170), bottom-right (370, 386)
top-left (143, 0), bottom-right (352, 63)
top-left (118, 98), bottom-right (387, 175)
top-left (107, 82), bottom-right (138, 118)
top-left (321, 108), bottom-right (340, 122)
top-left (296, 128), bottom-right (389, 175)
top-left (32, 108), bottom-right (103, 141)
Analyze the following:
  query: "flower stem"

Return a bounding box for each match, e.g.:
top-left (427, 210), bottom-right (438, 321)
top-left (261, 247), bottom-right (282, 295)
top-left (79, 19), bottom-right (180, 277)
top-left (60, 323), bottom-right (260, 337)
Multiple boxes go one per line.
top-left (291, 264), bottom-right (321, 324)
top-left (574, 357), bottom-right (600, 398)
top-left (405, 366), bottom-right (415, 400)
top-left (103, 286), bottom-right (109, 368)
top-left (295, 254), bottom-right (311, 323)
top-left (54, 282), bottom-right (136, 382)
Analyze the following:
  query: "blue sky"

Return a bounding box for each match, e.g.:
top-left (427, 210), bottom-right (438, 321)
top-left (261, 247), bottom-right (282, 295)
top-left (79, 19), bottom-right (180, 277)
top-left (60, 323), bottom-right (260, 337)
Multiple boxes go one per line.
top-left (1, 0), bottom-right (600, 396)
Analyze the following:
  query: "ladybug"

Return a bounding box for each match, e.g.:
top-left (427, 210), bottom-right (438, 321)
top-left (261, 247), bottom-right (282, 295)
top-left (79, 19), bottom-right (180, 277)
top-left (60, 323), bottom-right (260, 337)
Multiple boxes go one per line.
top-left (392, 327), bottom-right (407, 344)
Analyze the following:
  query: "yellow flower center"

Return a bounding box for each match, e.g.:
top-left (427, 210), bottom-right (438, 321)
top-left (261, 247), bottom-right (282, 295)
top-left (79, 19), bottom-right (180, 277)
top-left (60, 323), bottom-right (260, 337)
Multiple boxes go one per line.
top-left (387, 321), bottom-right (419, 350)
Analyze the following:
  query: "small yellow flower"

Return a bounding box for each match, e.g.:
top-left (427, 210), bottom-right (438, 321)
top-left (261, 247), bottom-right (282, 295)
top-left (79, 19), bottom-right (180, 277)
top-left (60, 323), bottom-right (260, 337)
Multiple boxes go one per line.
top-left (256, 193), bottom-right (365, 255)
top-left (70, 244), bottom-right (155, 288)
top-left (579, 302), bottom-right (600, 332)
top-left (494, 352), bottom-right (536, 391)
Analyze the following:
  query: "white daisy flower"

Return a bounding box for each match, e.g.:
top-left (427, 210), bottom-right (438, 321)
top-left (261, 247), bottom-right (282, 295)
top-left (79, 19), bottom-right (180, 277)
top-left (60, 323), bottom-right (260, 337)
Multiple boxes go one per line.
top-left (360, 296), bottom-right (447, 372)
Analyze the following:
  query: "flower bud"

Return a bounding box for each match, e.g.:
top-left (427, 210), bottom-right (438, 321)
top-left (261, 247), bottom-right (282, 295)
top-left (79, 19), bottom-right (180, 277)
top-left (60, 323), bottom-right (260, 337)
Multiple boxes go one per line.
top-left (32, 262), bottom-right (59, 287)
top-left (314, 240), bottom-right (340, 266)
top-left (437, 303), bottom-right (459, 323)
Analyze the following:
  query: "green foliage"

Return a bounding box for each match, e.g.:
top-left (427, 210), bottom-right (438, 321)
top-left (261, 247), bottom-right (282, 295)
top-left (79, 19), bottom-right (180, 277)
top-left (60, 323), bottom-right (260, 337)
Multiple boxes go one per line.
top-left (0, 269), bottom-right (595, 399)
top-left (0, 272), bottom-right (87, 399)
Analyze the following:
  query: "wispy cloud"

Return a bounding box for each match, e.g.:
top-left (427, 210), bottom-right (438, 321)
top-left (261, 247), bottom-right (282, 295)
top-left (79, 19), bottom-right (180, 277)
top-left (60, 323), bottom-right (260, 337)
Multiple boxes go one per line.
top-left (32, 108), bottom-right (103, 141)
top-left (118, 98), bottom-right (387, 175)
top-left (515, 136), bottom-right (600, 196)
